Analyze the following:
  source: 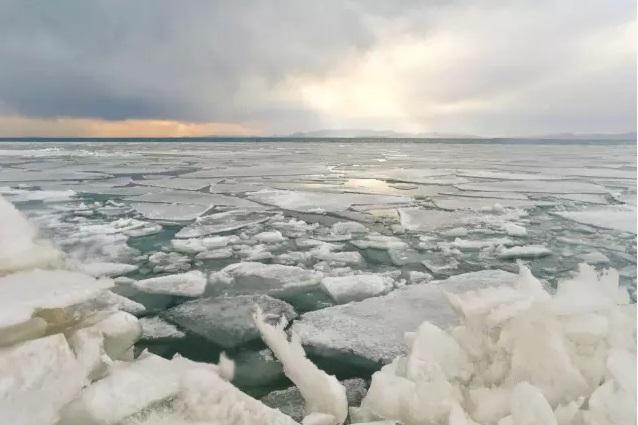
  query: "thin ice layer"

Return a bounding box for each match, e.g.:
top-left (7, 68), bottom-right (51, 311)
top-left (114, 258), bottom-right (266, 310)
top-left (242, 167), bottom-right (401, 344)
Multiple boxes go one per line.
top-left (292, 270), bottom-right (517, 364)
top-left (555, 205), bottom-right (637, 234)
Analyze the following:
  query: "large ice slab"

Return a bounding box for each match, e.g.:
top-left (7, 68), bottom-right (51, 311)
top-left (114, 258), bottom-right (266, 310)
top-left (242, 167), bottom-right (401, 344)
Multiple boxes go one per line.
top-left (174, 209), bottom-right (273, 238)
top-left (248, 189), bottom-right (410, 212)
top-left (555, 205), bottom-right (637, 234)
top-left (0, 269), bottom-right (113, 329)
top-left (117, 356), bottom-right (299, 425)
top-left (129, 202), bottom-right (212, 222)
top-left (456, 180), bottom-right (608, 194)
top-left (127, 189), bottom-right (260, 208)
top-left (208, 262), bottom-right (323, 297)
top-left (291, 270), bottom-right (517, 365)
top-left (59, 353), bottom-right (182, 425)
top-left (162, 294), bottom-right (297, 348)
top-left (0, 334), bottom-right (86, 425)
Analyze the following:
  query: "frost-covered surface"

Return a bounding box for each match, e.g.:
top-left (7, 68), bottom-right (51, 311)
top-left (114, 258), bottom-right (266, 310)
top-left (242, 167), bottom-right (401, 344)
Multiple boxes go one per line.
top-left (353, 264), bottom-right (637, 425)
top-left (0, 140), bottom-right (635, 424)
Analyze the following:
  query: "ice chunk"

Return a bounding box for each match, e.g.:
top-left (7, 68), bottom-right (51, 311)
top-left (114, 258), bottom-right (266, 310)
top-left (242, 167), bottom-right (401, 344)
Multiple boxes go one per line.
top-left (195, 247), bottom-right (234, 260)
top-left (254, 230), bottom-right (286, 243)
top-left (351, 235), bottom-right (408, 250)
top-left (139, 316), bottom-right (185, 340)
top-left (509, 382), bottom-right (558, 425)
top-left (248, 189), bottom-right (410, 213)
top-left (331, 221), bottom-right (368, 235)
top-left (451, 237), bottom-right (513, 251)
top-left (110, 218), bottom-right (161, 237)
top-left (0, 269), bottom-right (113, 329)
top-left (58, 353), bottom-right (182, 425)
top-left (555, 205), bottom-right (637, 234)
top-left (292, 270), bottom-right (517, 364)
top-left (208, 262), bottom-right (322, 297)
top-left (311, 246), bottom-right (364, 266)
top-left (88, 290), bottom-right (146, 316)
top-left (0, 195), bottom-right (63, 273)
top-left (129, 202), bottom-right (212, 222)
top-left (406, 270), bottom-right (433, 284)
top-left (502, 222), bottom-right (527, 237)
top-left (147, 251), bottom-right (191, 273)
top-left (170, 235), bottom-right (239, 253)
top-left (398, 207), bottom-right (468, 232)
top-left (163, 294), bottom-right (296, 348)
top-left (255, 310), bottom-right (348, 424)
top-left (174, 209), bottom-right (273, 238)
top-left (0, 334), bottom-right (86, 425)
top-left (132, 270), bottom-right (207, 297)
top-left (498, 245), bottom-right (551, 259)
top-left (76, 262), bottom-right (138, 278)
top-left (321, 274), bottom-right (395, 303)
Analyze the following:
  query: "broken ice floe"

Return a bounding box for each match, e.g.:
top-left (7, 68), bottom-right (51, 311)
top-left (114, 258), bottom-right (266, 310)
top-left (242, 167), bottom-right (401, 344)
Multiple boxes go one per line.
top-left (132, 270), bottom-right (207, 297)
top-left (291, 270), bottom-right (518, 365)
top-left (162, 294), bottom-right (297, 348)
top-left (208, 262), bottom-right (323, 297)
top-left (555, 205), bottom-right (637, 234)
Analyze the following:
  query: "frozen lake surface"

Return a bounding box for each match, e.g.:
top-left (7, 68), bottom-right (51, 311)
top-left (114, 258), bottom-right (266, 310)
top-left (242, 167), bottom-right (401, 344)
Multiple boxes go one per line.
top-left (1, 139), bottom-right (636, 397)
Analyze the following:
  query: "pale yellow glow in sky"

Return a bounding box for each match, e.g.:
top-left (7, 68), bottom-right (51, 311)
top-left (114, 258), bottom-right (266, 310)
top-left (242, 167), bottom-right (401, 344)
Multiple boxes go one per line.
top-left (0, 116), bottom-right (258, 137)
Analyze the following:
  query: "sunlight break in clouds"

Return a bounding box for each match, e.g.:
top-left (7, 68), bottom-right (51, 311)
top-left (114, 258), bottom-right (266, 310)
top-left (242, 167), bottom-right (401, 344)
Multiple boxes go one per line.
top-left (0, 0), bottom-right (634, 136)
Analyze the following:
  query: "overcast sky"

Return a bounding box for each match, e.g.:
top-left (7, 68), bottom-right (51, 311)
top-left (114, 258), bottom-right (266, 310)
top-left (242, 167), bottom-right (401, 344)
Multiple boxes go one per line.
top-left (0, 0), bottom-right (635, 137)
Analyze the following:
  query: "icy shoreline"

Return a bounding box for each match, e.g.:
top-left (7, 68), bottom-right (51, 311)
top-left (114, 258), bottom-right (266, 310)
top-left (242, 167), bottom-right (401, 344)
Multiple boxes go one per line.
top-left (1, 193), bottom-right (636, 425)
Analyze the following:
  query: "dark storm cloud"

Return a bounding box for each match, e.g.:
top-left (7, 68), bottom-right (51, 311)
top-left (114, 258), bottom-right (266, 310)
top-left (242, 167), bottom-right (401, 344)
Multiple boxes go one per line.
top-left (0, 0), bottom-right (386, 124)
top-left (0, 0), bottom-right (635, 136)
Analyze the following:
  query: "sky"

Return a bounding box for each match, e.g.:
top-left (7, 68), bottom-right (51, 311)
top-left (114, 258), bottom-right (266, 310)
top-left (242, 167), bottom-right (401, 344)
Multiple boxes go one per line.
top-left (0, 0), bottom-right (635, 137)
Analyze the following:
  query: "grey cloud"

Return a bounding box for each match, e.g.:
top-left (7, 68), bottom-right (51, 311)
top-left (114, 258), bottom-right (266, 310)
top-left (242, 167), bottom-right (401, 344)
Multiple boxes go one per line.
top-left (0, 0), bottom-right (635, 135)
top-left (0, 0), bottom-right (380, 124)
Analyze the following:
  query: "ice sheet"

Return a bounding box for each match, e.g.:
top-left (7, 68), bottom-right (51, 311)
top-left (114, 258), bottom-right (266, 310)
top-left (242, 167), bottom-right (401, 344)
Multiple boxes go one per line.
top-left (292, 270), bottom-right (517, 364)
top-left (555, 205), bottom-right (637, 234)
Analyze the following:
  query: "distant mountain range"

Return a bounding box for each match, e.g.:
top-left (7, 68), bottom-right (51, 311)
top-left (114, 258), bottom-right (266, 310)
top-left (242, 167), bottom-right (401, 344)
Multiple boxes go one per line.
top-left (532, 132), bottom-right (637, 140)
top-left (286, 129), bottom-right (480, 139)
top-left (285, 129), bottom-right (636, 140)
